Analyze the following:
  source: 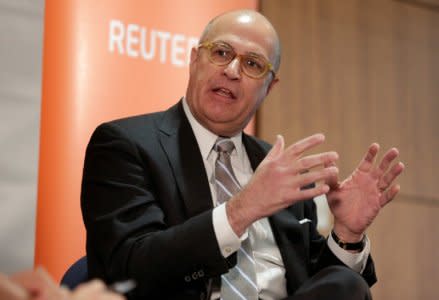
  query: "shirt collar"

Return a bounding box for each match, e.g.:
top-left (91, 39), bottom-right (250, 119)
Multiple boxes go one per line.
top-left (182, 97), bottom-right (244, 160)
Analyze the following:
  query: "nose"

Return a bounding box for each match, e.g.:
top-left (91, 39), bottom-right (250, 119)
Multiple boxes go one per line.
top-left (223, 57), bottom-right (241, 80)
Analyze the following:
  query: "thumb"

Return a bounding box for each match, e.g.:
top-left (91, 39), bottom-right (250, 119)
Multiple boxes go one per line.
top-left (265, 134), bottom-right (284, 161)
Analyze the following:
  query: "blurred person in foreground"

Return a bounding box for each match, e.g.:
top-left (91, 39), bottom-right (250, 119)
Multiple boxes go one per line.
top-left (0, 268), bottom-right (124, 300)
top-left (81, 9), bottom-right (404, 300)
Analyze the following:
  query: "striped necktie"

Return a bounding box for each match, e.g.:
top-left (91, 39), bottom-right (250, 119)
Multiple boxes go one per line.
top-left (214, 137), bottom-right (258, 300)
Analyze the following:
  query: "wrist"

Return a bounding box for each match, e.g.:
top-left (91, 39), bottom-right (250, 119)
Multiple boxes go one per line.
top-left (332, 224), bottom-right (364, 243)
top-left (331, 230), bottom-right (366, 251)
top-left (225, 194), bottom-right (253, 237)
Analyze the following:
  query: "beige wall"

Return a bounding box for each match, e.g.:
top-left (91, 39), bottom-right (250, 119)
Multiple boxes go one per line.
top-left (259, 0), bottom-right (439, 299)
top-left (0, 0), bottom-right (44, 273)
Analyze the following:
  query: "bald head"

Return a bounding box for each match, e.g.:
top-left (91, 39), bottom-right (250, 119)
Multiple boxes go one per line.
top-left (199, 10), bottom-right (281, 72)
top-left (185, 9), bottom-right (281, 136)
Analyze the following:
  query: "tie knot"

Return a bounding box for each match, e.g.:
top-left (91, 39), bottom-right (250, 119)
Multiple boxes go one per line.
top-left (214, 138), bottom-right (235, 155)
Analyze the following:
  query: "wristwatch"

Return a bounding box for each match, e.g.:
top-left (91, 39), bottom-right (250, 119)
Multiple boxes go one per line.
top-left (331, 230), bottom-right (365, 251)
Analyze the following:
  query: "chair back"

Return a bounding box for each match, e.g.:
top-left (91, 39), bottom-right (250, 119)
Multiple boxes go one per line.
top-left (60, 256), bottom-right (88, 289)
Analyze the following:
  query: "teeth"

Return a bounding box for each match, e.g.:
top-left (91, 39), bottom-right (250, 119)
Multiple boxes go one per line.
top-left (216, 88), bottom-right (233, 98)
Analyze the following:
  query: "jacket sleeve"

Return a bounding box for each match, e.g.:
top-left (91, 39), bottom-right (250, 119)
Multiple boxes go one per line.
top-left (305, 199), bottom-right (377, 286)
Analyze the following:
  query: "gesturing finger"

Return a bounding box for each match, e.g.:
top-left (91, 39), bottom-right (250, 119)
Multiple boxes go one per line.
top-left (377, 162), bottom-right (405, 191)
top-left (324, 160), bottom-right (339, 189)
top-left (379, 184), bottom-right (401, 207)
top-left (292, 166), bottom-right (339, 190)
top-left (373, 148), bottom-right (399, 179)
top-left (283, 133), bottom-right (325, 160)
top-left (265, 135), bottom-right (285, 162)
top-left (293, 152), bottom-right (339, 173)
top-left (357, 143), bottom-right (380, 172)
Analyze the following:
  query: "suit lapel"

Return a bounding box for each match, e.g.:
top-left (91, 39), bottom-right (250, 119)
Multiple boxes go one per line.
top-left (242, 133), bottom-right (268, 171)
top-left (158, 101), bottom-right (213, 218)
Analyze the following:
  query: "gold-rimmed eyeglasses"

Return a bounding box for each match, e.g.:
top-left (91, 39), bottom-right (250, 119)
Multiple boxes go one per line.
top-left (198, 41), bottom-right (276, 79)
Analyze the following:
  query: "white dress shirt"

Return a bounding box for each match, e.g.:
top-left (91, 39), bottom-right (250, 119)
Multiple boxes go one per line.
top-left (182, 98), bottom-right (370, 300)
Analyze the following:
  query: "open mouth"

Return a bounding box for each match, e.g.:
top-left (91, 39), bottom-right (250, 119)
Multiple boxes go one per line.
top-left (212, 87), bottom-right (236, 99)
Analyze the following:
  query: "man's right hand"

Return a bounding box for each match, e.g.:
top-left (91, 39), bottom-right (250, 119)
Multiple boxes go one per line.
top-left (226, 133), bottom-right (339, 236)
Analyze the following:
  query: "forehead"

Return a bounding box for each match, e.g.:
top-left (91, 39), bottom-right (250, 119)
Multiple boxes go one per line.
top-left (206, 16), bottom-right (276, 61)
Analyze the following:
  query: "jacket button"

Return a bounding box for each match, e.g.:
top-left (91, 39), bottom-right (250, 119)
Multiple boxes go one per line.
top-left (198, 270), bottom-right (204, 277)
top-left (184, 275), bottom-right (191, 282)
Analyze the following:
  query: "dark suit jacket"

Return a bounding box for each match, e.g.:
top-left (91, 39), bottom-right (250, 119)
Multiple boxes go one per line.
top-left (81, 101), bottom-right (377, 300)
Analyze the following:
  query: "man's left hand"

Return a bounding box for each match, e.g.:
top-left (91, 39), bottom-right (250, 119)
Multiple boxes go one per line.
top-left (327, 143), bottom-right (404, 242)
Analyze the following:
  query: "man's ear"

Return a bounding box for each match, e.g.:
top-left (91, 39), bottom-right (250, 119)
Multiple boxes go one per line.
top-left (265, 76), bottom-right (279, 96)
top-left (189, 47), bottom-right (199, 65)
top-left (188, 47), bottom-right (199, 76)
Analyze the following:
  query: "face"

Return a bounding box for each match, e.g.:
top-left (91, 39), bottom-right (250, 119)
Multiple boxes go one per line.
top-left (185, 13), bottom-right (279, 137)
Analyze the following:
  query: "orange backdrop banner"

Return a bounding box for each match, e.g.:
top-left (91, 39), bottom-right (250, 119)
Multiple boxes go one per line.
top-left (36, 0), bottom-right (257, 281)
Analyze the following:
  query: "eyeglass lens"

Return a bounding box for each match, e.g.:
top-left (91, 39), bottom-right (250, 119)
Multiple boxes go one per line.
top-left (207, 42), bottom-right (268, 78)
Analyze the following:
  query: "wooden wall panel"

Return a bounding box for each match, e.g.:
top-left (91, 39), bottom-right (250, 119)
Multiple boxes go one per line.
top-left (368, 197), bottom-right (439, 299)
top-left (259, 0), bottom-right (438, 201)
top-left (259, 0), bottom-right (439, 299)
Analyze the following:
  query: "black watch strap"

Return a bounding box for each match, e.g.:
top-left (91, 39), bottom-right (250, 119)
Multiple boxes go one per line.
top-left (331, 230), bottom-right (365, 251)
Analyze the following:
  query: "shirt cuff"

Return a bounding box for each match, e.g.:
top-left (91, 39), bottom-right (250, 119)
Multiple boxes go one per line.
top-left (212, 203), bottom-right (248, 258)
top-left (327, 233), bottom-right (371, 273)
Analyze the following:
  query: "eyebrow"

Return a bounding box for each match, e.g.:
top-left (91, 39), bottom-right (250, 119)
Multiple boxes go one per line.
top-left (246, 51), bottom-right (265, 59)
top-left (212, 39), bottom-right (270, 65)
top-left (215, 40), bottom-right (265, 57)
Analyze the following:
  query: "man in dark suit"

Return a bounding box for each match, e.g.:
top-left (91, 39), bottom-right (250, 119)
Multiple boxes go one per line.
top-left (81, 10), bottom-right (404, 300)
